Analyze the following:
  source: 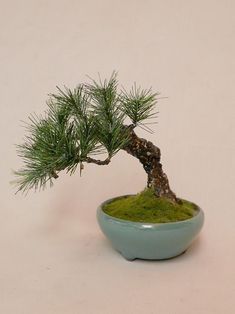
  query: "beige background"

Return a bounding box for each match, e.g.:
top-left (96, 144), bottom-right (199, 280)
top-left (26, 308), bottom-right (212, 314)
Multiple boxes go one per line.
top-left (1, 0), bottom-right (235, 313)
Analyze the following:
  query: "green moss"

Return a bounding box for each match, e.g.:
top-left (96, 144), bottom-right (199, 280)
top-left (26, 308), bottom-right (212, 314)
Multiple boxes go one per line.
top-left (103, 188), bottom-right (198, 223)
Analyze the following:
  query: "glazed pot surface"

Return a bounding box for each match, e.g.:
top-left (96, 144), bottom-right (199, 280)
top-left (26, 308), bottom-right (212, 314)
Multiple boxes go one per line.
top-left (97, 196), bottom-right (204, 261)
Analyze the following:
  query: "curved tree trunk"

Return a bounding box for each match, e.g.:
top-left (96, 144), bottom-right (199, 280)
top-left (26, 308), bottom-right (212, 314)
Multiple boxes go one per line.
top-left (122, 127), bottom-right (178, 203)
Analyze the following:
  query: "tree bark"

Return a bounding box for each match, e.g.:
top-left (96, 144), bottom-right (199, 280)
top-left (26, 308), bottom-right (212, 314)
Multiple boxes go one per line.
top-left (122, 127), bottom-right (178, 203)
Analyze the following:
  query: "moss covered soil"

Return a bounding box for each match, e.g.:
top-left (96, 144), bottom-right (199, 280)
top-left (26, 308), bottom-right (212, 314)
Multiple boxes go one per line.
top-left (103, 188), bottom-right (198, 223)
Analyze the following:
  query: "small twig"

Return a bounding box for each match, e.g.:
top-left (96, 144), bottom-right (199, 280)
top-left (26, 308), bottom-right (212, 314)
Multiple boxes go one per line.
top-left (85, 157), bottom-right (111, 165)
top-left (51, 171), bottom-right (59, 179)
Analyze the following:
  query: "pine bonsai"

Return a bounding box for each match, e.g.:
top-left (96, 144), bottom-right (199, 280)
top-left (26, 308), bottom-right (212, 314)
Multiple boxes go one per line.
top-left (15, 72), bottom-right (179, 204)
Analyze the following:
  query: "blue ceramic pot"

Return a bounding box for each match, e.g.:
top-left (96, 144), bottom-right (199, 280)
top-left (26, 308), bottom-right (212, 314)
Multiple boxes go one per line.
top-left (97, 196), bottom-right (204, 261)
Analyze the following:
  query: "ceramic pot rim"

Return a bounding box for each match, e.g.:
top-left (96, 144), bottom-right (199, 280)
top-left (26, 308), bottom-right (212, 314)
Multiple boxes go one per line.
top-left (98, 194), bottom-right (203, 226)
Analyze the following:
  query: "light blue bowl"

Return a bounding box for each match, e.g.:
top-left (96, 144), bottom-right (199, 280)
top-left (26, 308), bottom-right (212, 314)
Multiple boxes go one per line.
top-left (97, 196), bottom-right (204, 261)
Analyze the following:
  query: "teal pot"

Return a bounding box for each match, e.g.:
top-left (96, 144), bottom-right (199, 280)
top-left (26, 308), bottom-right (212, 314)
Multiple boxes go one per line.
top-left (97, 196), bottom-right (204, 261)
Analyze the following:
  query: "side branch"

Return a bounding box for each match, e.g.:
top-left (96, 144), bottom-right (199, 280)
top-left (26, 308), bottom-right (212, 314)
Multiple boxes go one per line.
top-left (51, 170), bottom-right (59, 179)
top-left (85, 157), bottom-right (111, 165)
top-left (50, 157), bottom-right (111, 180)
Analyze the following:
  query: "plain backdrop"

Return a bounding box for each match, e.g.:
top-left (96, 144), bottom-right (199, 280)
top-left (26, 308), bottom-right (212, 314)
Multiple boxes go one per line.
top-left (0, 0), bottom-right (235, 313)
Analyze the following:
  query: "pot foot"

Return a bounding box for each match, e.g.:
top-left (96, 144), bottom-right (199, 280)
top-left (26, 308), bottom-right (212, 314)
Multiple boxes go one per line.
top-left (120, 252), bottom-right (136, 261)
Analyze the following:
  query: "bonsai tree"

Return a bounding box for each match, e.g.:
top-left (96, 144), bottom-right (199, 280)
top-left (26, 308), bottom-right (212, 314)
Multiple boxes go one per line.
top-left (14, 72), bottom-right (205, 261)
top-left (15, 72), bottom-right (178, 203)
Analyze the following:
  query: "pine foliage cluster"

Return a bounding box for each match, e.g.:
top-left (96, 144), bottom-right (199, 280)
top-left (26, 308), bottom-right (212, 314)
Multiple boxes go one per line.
top-left (15, 72), bottom-right (159, 192)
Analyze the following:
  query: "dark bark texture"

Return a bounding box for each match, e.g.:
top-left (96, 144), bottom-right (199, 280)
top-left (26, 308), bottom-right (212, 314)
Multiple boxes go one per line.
top-left (122, 127), bottom-right (178, 203)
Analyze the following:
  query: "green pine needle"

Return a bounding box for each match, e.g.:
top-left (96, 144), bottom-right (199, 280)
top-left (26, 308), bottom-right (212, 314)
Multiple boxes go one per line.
top-left (14, 72), bottom-right (160, 192)
top-left (120, 84), bottom-right (159, 126)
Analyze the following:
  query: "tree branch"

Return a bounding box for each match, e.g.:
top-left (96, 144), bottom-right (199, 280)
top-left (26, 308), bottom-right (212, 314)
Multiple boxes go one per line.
top-left (85, 157), bottom-right (111, 165)
top-left (51, 170), bottom-right (59, 179)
